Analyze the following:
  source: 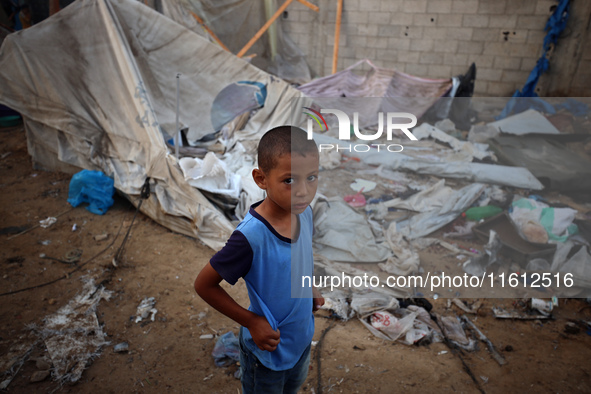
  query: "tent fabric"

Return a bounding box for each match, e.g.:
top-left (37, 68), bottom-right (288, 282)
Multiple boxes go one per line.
top-left (174, 0), bottom-right (312, 85)
top-left (0, 0), bottom-right (304, 250)
top-left (297, 59), bottom-right (454, 126)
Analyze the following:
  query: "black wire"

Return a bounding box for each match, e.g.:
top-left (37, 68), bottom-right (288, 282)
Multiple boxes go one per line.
top-left (112, 177), bottom-right (150, 266)
top-left (315, 319), bottom-right (336, 394)
top-left (0, 178), bottom-right (151, 297)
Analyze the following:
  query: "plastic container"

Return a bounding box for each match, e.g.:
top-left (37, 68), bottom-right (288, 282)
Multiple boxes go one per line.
top-left (462, 205), bottom-right (503, 221)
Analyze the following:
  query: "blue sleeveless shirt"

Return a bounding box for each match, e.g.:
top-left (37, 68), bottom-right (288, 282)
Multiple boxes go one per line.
top-left (210, 202), bottom-right (314, 370)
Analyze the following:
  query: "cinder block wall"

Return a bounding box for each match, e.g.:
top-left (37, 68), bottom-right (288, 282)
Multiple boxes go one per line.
top-left (282, 0), bottom-right (591, 97)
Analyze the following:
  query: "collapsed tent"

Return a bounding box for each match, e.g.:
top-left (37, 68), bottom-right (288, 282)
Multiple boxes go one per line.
top-left (0, 0), bottom-right (305, 250)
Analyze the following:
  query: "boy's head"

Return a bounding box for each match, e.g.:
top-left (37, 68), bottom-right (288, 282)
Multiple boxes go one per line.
top-left (257, 126), bottom-right (318, 174)
top-left (253, 126), bottom-right (319, 215)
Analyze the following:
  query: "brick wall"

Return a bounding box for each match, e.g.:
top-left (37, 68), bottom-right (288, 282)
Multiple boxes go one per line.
top-left (281, 0), bottom-right (590, 97)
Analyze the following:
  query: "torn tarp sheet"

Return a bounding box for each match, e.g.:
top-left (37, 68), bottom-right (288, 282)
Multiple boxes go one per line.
top-left (313, 198), bottom-right (392, 263)
top-left (0, 0), bottom-right (306, 250)
top-left (298, 59), bottom-right (453, 127)
top-left (394, 182), bottom-right (486, 239)
top-left (488, 109), bottom-right (561, 135)
top-left (313, 134), bottom-right (544, 190)
top-left (412, 123), bottom-right (495, 161)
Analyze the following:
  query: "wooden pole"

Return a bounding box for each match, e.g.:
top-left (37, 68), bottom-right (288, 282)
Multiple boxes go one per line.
top-left (49, 0), bottom-right (60, 16)
top-left (297, 0), bottom-right (319, 12)
top-left (237, 0), bottom-right (295, 58)
top-left (189, 11), bottom-right (231, 52)
top-left (332, 0), bottom-right (343, 74)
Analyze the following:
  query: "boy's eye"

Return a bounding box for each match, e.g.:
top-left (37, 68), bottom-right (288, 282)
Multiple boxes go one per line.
top-left (307, 175), bottom-right (318, 182)
top-left (283, 178), bottom-right (294, 184)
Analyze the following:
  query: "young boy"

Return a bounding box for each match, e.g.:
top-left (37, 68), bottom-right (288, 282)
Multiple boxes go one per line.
top-left (195, 125), bottom-right (324, 393)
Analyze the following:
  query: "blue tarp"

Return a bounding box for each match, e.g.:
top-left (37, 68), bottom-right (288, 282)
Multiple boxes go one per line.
top-left (499, 0), bottom-right (571, 119)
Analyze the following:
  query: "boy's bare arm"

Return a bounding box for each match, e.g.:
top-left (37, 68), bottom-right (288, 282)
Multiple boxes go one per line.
top-left (194, 262), bottom-right (280, 352)
top-left (312, 285), bottom-right (325, 312)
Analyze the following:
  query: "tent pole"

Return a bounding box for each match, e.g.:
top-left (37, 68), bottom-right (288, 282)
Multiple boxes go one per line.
top-left (332, 0), bottom-right (343, 74)
top-left (237, 0), bottom-right (295, 58)
top-left (175, 73), bottom-right (180, 161)
top-left (189, 12), bottom-right (230, 52)
top-left (297, 0), bottom-right (319, 12)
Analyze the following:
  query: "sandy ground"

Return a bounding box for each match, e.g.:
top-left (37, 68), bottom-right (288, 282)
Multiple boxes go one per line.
top-left (1, 123), bottom-right (591, 393)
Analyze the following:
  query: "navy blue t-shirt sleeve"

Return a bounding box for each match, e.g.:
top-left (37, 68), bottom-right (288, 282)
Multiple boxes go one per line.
top-left (210, 230), bottom-right (253, 285)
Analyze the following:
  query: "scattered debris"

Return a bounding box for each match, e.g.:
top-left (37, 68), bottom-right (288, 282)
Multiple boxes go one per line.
top-left (439, 315), bottom-right (476, 351)
top-left (113, 342), bottom-right (129, 353)
top-left (492, 307), bottom-right (552, 320)
top-left (449, 299), bottom-right (482, 315)
top-left (134, 297), bottom-right (157, 323)
top-left (350, 179), bottom-right (376, 193)
top-left (530, 298), bottom-right (554, 315)
top-left (39, 217), bottom-right (57, 228)
top-left (94, 233), bottom-right (109, 241)
top-left (0, 336), bottom-right (37, 390)
top-left (38, 278), bottom-right (112, 385)
top-left (212, 332), bottom-right (239, 367)
top-left (343, 189), bottom-right (366, 208)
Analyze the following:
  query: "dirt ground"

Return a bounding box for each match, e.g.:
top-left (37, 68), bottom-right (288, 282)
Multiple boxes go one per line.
top-left (1, 123), bottom-right (591, 394)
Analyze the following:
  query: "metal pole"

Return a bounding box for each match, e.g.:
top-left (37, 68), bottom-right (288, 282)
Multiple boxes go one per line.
top-left (175, 73), bottom-right (180, 161)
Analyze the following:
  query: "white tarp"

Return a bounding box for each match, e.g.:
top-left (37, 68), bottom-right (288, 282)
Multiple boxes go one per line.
top-left (313, 198), bottom-right (392, 263)
top-left (313, 134), bottom-right (544, 190)
top-left (412, 123), bottom-right (496, 161)
top-left (487, 109), bottom-right (561, 135)
top-left (0, 0), bottom-right (305, 249)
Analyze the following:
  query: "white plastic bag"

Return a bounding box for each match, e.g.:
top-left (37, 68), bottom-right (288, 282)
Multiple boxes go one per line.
top-left (179, 152), bottom-right (241, 199)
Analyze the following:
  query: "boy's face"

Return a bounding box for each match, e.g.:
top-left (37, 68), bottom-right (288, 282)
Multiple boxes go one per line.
top-left (255, 152), bottom-right (319, 215)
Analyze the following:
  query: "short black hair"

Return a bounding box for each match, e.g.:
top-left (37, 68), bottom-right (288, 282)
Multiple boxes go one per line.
top-left (257, 126), bottom-right (318, 173)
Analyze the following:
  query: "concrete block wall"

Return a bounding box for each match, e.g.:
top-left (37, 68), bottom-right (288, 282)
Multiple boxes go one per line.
top-left (281, 0), bottom-right (591, 97)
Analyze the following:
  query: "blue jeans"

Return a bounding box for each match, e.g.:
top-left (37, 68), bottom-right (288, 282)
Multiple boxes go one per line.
top-left (239, 329), bottom-right (311, 394)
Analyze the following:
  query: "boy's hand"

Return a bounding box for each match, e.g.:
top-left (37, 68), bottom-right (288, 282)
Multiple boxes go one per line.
top-left (247, 314), bottom-right (281, 352)
top-left (312, 286), bottom-right (325, 312)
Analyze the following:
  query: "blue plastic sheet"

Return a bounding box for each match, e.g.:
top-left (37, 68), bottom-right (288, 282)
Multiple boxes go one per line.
top-left (212, 331), bottom-right (240, 367)
top-left (67, 170), bottom-right (115, 215)
top-left (499, 0), bottom-right (570, 119)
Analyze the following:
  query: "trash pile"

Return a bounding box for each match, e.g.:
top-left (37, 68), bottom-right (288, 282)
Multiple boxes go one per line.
top-left (310, 96), bottom-right (591, 363)
top-left (0, 279), bottom-right (112, 388)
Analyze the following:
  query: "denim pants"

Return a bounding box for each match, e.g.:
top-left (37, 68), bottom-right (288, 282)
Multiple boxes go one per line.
top-left (239, 329), bottom-right (311, 394)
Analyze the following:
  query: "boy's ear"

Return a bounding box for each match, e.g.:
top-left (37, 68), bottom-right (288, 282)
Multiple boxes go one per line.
top-left (252, 168), bottom-right (267, 190)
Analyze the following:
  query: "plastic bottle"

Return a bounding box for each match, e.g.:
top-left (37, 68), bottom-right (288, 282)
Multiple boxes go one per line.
top-left (462, 205), bottom-right (503, 221)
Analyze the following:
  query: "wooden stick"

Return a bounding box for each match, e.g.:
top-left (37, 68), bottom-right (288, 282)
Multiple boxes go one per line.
top-left (332, 0), bottom-right (343, 74)
top-left (189, 11), bottom-right (231, 52)
top-left (237, 0), bottom-right (295, 58)
top-left (49, 0), bottom-right (60, 15)
top-left (297, 0), bottom-right (319, 12)
top-left (461, 315), bottom-right (507, 366)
